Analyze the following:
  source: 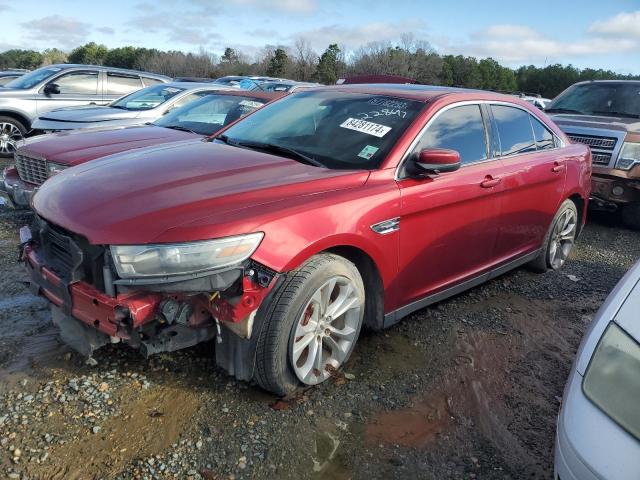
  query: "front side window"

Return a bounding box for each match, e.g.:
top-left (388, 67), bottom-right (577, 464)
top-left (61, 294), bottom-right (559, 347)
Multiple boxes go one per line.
top-left (415, 104), bottom-right (488, 165)
top-left (218, 90), bottom-right (425, 170)
top-left (53, 71), bottom-right (99, 94)
top-left (492, 105), bottom-right (536, 156)
top-left (530, 115), bottom-right (555, 150)
top-left (154, 94), bottom-right (268, 135)
top-left (169, 91), bottom-right (212, 110)
top-left (107, 73), bottom-right (142, 95)
top-left (110, 84), bottom-right (185, 111)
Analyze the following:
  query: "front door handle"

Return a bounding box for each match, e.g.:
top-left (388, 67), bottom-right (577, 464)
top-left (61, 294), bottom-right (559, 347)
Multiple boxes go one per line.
top-left (480, 176), bottom-right (501, 188)
top-left (552, 161), bottom-right (566, 173)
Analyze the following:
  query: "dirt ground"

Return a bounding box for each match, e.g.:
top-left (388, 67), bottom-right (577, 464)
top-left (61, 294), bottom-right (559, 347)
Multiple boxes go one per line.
top-left (0, 204), bottom-right (638, 480)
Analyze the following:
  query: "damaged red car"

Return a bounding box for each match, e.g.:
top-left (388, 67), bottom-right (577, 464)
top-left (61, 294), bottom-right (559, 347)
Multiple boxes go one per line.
top-left (22, 85), bottom-right (591, 395)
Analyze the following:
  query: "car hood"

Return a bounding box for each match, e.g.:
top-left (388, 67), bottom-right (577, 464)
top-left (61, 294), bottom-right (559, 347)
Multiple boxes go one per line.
top-left (550, 114), bottom-right (640, 134)
top-left (38, 106), bottom-right (141, 122)
top-left (33, 141), bottom-right (369, 245)
top-left (21, 126), bottom-right (196, 166)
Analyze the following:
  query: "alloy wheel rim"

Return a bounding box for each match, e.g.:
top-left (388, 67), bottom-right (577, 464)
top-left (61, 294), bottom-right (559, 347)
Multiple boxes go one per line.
top-left (291, 276), bottom-right (363, 385)
top-left (0, 122), bottom-right (23, 154)
top-left (549, 209), bottom-right (577, 269)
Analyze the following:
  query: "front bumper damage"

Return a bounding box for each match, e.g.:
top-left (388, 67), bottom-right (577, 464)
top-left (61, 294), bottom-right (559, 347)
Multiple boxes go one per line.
top-left (22, 229), bottom-right (280, 381)
top-left (1, 166), bottom-right (37, 209)
top-left (590, 170), bottom-right (640, 210)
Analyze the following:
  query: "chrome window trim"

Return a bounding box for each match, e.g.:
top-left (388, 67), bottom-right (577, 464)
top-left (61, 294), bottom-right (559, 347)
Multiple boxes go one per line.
top-left (395, 100), bottom-right (565, 180)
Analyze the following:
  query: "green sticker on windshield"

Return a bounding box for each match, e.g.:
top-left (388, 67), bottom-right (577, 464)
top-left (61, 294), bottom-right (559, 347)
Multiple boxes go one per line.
top-left (358, 145), bottom-right (379, 160)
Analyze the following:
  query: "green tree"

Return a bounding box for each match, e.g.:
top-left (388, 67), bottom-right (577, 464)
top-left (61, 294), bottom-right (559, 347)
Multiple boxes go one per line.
top-left (68, 42), bottom-right (108, 65)
top-left (0, 49), bottom-right (43, 70)
top-left (41, 48), bottom-right (67, 66)
top-left (104, 46), bottom-right (144, 69)
top-left (267, 48), bottom-right (289, 77)
top-left (316, 44), bottom-right (341, 84)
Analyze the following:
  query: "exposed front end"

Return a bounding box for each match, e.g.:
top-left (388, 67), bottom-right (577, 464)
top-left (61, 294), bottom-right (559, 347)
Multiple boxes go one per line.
top-left (22, 215), bottom-right (280, 380)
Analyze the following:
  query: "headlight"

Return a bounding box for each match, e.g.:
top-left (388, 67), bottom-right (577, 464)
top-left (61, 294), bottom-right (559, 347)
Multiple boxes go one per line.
top-left (47, 162), bottom-right (68, 176)
top-left (615, 142), bottom-right (640, 170)
top-left (110, 233), bottom-right (264, 278)
top-left (583, 322), bottom-right (640, 440)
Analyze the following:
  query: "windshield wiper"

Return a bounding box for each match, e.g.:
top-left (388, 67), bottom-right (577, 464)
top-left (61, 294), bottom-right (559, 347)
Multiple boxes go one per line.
top-left (235, 140), bottom-right (327, 168)
top-left (110, 105), bottom-right (128, 110)
top-left (590, 110), bottom-right (640, 119)
top-left (545, 107), bottom-right (584, 115)
top-left (163, 125), bottom-right (197, 134)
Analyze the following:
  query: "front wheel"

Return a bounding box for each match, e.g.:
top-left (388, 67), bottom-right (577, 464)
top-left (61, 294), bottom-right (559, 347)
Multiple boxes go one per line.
top-left (529, 199), bottom-right (578, 272)
top-left (0, 116), bottom-right (27, 158)
top-left (254, 253), bottom-right (365, 396)
top-left (621, 202), bottom-right (640, 231)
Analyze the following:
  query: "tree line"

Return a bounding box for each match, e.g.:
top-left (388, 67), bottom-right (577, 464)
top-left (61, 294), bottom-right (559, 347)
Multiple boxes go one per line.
top-left (1, 37), bottom-right (638, 98)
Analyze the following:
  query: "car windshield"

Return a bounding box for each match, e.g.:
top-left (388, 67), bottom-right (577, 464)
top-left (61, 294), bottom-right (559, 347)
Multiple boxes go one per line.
top-left (4, 67), bottom-right (62, 89)
top-left (111, 84), bottom-right (185, 111)
top-left (217, 90), bottom-right (425, 170)
top-left (547, 83), bottom-right (640, 118)
top-left (153, 94), bottom-right (268, 135)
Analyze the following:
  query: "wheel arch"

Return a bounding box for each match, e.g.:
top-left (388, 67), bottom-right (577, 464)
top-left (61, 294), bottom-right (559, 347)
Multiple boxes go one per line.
top-left (567, 193), bottom-right (586, 235)
top-left (0, 110), bottom-right (31, 130)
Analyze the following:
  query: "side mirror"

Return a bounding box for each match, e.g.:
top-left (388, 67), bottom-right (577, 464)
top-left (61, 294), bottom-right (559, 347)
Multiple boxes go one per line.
top-left (412, 148), bottom-right (461, 174)
top-left (43, 83), bottom-right (60, 96)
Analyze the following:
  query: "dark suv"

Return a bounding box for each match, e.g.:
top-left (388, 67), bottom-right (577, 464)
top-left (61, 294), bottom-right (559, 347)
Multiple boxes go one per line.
top-left (548, 80), bottom-right (640, 229)
top-left (0, 64), bottom-right (170, 158)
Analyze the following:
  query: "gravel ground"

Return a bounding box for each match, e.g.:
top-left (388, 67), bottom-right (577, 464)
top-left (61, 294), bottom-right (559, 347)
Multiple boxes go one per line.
top-left (0, 205), bottom-right (638, 480)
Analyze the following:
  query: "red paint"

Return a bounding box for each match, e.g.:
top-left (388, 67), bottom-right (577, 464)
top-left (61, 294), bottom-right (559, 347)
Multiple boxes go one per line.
top-left (31, 86), bottom-right (591, 322)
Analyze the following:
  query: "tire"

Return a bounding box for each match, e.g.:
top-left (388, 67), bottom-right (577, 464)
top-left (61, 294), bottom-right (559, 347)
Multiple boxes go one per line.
top-left (621, 202), bottom-right (640, 231)
top-left (0, 116), bottom-right (27, 159)
top-left (528, 199), bottom-right (579, 273)
top-left (254, 253), bottom-right (365, 396)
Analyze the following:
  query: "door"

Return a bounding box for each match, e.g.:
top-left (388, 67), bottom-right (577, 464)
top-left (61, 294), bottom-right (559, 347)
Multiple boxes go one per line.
top-left (36, 70), bottom-right (103, 115)
top-left (396, 104), bottom-right (505, 307)
top-left (489, 104), bottom-right (567, 261)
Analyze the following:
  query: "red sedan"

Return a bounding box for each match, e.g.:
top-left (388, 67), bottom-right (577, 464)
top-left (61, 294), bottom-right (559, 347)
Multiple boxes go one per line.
top-left (0, 90), bottom-right (282, 208)
top-left (23, 85), bottom-right (591, 395)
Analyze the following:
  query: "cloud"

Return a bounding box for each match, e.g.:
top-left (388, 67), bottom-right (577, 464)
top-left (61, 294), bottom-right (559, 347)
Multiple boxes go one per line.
top-left (97, 27), bottom-right (115, 35)
top-left (293, 20), bottom-right (427, 51)
top-left (443, 23), bottom-right (639, 65)
top-left (214, 0), bottom-right (317, 13)
top-left (589, 11), bottom-right (640, 38)
top-left (22, 15), bottom-right (91, 48)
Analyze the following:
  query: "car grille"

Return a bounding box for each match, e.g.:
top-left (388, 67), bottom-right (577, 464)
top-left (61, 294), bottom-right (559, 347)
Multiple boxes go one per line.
top-left (43, 224), bottom-right (78, 276)
top-left (566, 134), bottom-right (618, 166)
top-left (15, 153), bottom-right (48, 185)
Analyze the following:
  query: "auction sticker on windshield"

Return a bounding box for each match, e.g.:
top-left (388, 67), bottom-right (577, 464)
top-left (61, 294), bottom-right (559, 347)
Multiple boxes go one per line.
top-left (340, 118), bottom-right (391, 138)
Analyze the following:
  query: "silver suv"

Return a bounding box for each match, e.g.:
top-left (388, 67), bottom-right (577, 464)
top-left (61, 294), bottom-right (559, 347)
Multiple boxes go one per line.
top-left (0, 64), bottom-right (170, 158)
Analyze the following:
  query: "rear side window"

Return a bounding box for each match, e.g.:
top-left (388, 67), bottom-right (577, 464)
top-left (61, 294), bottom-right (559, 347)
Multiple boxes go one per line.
top-left (530, 115), bottom-right (555, 150)
top-left (142, 77), bottom-right (164, 87)
top-left (492, 105), bottom-right (536, 156)
top-left (107, 73), bottom-right (142, 95)
top-left (416, 104), bottom-right (488, 165)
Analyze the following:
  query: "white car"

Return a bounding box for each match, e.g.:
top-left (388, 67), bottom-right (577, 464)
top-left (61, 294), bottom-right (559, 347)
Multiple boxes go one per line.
top-left (31, 82), bottom-right (230, 133)
top-left (555, 259), bottom-right (640, 480)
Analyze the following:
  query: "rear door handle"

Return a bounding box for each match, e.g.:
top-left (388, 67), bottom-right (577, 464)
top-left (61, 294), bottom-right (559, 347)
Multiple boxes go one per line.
top-left (480, 176), bottom-right (501, 188)
top-left (552, 162), bottom-right (566, 173)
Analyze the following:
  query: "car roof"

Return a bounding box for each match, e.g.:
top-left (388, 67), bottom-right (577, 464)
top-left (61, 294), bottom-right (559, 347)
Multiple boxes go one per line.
top-left (310, 83), bottom-right (515, 103)
top-left (163, 81), bottom-right (230, 89)
top-left (572, 79), bottom-right (640, 86)
top-left (44, 64), bottom-right (170, 79)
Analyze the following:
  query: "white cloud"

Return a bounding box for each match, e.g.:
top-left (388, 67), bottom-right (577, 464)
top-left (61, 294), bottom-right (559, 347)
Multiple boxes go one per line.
top-left (220, 0), bottom-right (317, 13)
top-left (293, 20), bottom-right (427, 51)
top-left (22, 15), bottom-right (91, 48)
top-left (589, 11), bottom-right (640, 38)
top-left (443, 22), bottom-right (640, 65)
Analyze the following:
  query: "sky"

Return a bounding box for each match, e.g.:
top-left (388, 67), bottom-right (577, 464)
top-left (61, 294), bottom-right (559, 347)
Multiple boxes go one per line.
top-left (1, 0), bottom-right (640, 74)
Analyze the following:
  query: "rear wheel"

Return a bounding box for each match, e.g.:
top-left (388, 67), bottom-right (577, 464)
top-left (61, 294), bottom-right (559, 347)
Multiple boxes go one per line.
top-left (621, 202), bottom-right (640, 231)
top-left (529, 199), bottom-right (578, 272)
top-left (254, 253), bottom-right (365, 396)
top-left (0, 116), bottom-right (26, 158)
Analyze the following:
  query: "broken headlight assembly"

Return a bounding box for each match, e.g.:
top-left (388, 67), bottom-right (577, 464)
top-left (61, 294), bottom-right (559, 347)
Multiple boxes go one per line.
top-left (110, 232), bottom-right (264, 278)
top-left (615, 142), bottom-right (640, 171)
top-left (47, 162), bottom-right (68, 176)
top-left (583, 322), bottom-right (640, 440)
